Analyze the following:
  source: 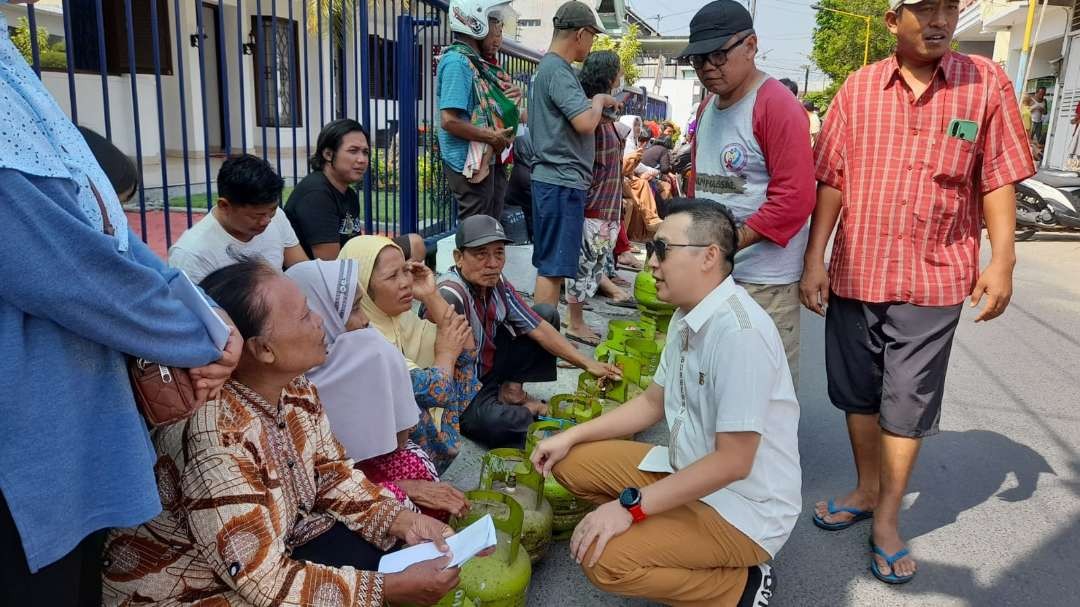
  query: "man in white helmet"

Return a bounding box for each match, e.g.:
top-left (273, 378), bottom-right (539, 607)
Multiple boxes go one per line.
top-left (438, 0), bottom-right (524, 221)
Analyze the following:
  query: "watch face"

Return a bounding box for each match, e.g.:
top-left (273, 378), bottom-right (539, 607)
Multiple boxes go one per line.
top-left (619, 487), bottom-right (640, 507)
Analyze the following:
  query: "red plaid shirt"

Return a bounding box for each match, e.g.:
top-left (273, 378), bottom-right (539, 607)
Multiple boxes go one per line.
top-left (815, 52), bottom-right (1034, 306)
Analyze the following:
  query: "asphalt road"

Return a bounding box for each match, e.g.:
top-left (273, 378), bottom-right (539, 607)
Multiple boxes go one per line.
top-left (443, 233), bottom-right (1080, 606)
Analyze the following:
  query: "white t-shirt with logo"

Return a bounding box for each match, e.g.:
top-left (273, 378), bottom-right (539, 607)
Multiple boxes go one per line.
top-left (168, 208), bottom-right (299, 284)
top-left (645, 277), bottom-right (802, 557)
top-left (695, 79), bottom-right (811, 284)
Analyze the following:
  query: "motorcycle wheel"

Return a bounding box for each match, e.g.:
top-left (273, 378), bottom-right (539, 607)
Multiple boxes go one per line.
top-left (1015, 228), bottom-right (1037, 241)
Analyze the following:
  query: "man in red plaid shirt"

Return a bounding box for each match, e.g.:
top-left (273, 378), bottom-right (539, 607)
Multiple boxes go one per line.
top-left (801, 0), bottom-right (1034, 584)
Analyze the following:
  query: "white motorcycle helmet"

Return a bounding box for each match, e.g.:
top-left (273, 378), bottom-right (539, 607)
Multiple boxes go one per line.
top-left (449, 0), bottom-right (517, 40)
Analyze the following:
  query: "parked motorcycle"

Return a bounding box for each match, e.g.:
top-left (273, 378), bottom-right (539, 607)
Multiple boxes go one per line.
top-left (1015, 170), bottom-right (1080, 241)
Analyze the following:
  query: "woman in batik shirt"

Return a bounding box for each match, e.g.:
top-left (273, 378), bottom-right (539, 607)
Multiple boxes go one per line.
top-left (101, 259), bottom-right (460, 607)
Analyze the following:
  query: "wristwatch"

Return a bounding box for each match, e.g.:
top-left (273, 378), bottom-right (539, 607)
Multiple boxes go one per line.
top-left (619, 487), bottom-right (647, 523)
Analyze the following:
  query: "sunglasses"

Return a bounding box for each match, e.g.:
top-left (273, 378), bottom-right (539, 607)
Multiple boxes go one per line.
top-left (689, 33), bottom-right (752, 70)
top-left (645, 239), bottom-right (712, 263)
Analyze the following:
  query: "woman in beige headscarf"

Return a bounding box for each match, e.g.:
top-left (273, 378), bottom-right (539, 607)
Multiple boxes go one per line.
top-left (340, 236), bottom-right (479, 474)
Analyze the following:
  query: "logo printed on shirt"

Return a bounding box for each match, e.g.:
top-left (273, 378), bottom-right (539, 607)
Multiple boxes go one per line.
top-left (720, 142), bottom-right (749, 173)
top-left (338, 214), bottom-right (363, 236)
top-left (695, 172), bottom-right (747, 195)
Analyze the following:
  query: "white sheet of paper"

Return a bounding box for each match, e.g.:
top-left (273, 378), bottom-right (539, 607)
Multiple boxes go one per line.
top-left (377, 514), bottom-right (497, 574)
top-left (637, 446), bottom-right (675, 474)
top-left (174, 271), bottom-right (230, 350)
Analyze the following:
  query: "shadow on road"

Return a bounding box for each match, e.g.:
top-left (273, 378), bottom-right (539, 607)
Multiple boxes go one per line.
top-left (903, 429), bottom-right (1055, 540)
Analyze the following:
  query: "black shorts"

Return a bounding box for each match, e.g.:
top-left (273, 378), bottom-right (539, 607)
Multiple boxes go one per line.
top-left (825, 293), bottom-right (962, 438)
top-left (445, 162), bottom-right (508, 221)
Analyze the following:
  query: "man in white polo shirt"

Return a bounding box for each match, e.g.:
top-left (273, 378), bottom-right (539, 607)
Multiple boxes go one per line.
top-left (531, 199), bottom-right (800, 607)
top-left (169, 154), bottom-right (307, 284)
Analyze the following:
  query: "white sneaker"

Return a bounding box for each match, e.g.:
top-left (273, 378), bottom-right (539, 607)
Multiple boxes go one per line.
top-left (737, 563), bottom-right (776, 607)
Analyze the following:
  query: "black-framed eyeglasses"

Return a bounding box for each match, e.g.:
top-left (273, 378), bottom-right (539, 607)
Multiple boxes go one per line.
top-left (646, 239), bottom-right (712, 263)
top-left (689, 33), bottom-right (752, 70)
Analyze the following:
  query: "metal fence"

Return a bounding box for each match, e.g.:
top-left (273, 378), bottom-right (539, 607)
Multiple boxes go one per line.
top-left (4, 0), bottom-right (541, 254)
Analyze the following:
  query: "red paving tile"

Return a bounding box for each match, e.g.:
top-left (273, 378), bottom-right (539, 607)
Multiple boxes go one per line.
top-left (127, 210), bottom-right (203, 259)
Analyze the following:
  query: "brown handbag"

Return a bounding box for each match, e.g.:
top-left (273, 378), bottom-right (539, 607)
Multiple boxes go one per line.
top-left (89, 183), bottom-right (204, 427)
top-left (128, 358), bottom-right (201, 426)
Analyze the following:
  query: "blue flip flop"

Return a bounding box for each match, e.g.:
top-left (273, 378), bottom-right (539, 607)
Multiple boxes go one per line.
top-left (869, 539), bottom-right (916, 585)
top-left (812, 499), bottom-right (873, 531)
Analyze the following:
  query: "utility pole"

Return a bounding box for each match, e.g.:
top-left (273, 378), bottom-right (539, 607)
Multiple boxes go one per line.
top-left (749, 0), bottom-right (757, 19)
top-left (802, 65), bottom-right (810, 98)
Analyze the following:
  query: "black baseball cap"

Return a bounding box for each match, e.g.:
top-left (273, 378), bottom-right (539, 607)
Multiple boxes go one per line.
top-left (676, 0), bottom-right (755, 60)
top-left (456, 215), bottom-right (512, 250)
top-left (553, 1), bottom-right (606, 34)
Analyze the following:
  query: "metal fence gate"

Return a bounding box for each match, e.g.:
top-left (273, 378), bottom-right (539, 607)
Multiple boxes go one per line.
top-left (3, 0), bottom-right (541, 254)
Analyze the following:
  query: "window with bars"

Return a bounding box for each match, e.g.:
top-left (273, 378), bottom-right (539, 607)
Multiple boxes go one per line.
top-left (252, 16), bottom-right (302, 128)
top-left (368, 34), bottom-right (424, 101)
top-left (518, 19), bottom-right (542, 27)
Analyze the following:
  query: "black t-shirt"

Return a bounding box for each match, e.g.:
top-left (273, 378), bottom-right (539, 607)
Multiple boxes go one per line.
top-left (284, 172), bottom-right (363, 257)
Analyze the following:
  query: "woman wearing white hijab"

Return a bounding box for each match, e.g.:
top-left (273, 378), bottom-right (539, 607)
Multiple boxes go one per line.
top-left (287, 259), bottom-right (469, 520)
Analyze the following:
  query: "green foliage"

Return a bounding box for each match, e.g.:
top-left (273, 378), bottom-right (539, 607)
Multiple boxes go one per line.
top-left (10, 17), bottom-right (66, 69)
top-left (810, 0), bottom-right (893, 84)
top-left (804, 85), bottom-right (840, 115)
top-left (306, 0), bottom-right (355, 35)
top-left (591, 24), bottom-right (642, 87)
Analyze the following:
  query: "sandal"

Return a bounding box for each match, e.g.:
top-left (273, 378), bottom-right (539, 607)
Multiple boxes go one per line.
top-left (869, 538), bottom-right (916, 585)
top-left (565, 332), bottom-right (602, 347)
top-left (606, 296), bottom-right (639, 309)
top-left (812, 500), bottom-right (873, 531)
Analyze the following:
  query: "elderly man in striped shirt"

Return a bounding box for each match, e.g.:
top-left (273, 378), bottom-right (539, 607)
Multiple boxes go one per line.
top-left (800, 0), bottom-right (1034, 585)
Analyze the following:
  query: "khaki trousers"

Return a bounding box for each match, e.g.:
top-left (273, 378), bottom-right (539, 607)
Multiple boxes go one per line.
top-left (739, 281), bottom-right (801, 389)
top-left (553, 441), bottom-right (769, 607)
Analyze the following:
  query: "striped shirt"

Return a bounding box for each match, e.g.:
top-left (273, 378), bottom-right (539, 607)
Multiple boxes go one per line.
top-left (437, 267), bottom-right (542, 377)
top-left (585, 120), bottom-right (626, 222)
top-left (814, 52), bottom-right (1035, 306)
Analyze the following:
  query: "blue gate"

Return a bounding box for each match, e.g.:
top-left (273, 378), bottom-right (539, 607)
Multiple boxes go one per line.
top-left (3, 0), bottom-right (540, 254)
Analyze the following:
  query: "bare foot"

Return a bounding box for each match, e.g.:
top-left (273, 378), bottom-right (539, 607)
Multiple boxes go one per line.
top-left (871, 523), bottom-right (917, 579)
top-left (813, 489), bottom-right (877, 526)
top-left (498, 382), bottom-right (527, 406)
top-left (618, 251), bottom-right (643, 270)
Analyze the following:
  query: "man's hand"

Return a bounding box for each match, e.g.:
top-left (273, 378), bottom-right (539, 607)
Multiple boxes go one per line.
top-left (383, 556), bottom-right (460, 606)
top-left (584, 360), bottom-right (622, 382)
top-left (570, 500), bottom-right (632, 567)
top-left (529, 431), bottom-right (575, 476)
top-left (498, 72), bottom-right (523, 102)
top-left (970, 261), bottom-right (1014, 322)
top-left (486, 127), bottom-right (515, 155)
top-left (396, 480), bottom-right (470, 518)
top-left (799, 260), bottom-right (830, 316)
top-left (594, 93), bottom-right (622, 111)
top-left (189, 309), bottom-right (242, 404)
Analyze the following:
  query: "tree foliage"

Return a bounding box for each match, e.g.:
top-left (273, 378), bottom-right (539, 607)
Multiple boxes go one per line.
top-left (591, 24), bottom-right (642, 87)
top-left (810, 0), bottom-right (893, 109)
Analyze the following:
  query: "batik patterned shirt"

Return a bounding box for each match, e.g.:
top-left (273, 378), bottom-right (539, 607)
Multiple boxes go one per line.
top-left (101, 377), bottom-right (404, 607)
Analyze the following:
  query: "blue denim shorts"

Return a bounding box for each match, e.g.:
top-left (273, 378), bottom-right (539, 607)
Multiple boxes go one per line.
top-left (530, 181), bottom-right (585, 278)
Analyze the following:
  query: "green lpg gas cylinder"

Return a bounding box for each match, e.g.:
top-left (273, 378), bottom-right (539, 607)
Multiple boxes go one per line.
top-left (451, 491), bottom-right (532, 607)
top-left (625, 338), bottom-right (661, 375)
top-left (478, 449), bottom-right (553, 564)
top-left (596, 320), bottom-right (647, 360)
top-left (577, 371), bottom-right (631, 403)
top-left (524, 421), bottom-right (594, 540)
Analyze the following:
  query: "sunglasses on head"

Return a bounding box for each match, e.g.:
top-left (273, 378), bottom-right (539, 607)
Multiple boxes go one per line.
top-left (645, 239), bottom-right (712, 262)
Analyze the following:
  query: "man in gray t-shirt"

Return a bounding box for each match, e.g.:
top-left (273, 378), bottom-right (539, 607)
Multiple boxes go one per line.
top-left (527, 1), bottom-right (620, 307)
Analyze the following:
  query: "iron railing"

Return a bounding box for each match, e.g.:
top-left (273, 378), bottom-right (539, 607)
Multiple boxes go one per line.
top-left (5, 0), bottom-right (667, 254)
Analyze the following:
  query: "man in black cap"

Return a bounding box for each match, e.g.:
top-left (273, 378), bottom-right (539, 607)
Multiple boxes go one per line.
top-left (527, 0), bottom-right (622, 309)
top-left (434, 215), bottom-right (620, 448)
top-left (681, 0), bottom-right (816, 389)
